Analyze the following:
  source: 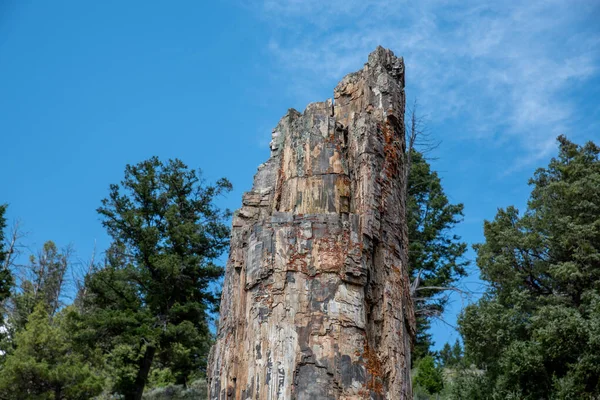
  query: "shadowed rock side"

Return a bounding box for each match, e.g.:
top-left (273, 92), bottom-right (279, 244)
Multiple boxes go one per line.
top-left (208, 47), bottom-right (416, 399)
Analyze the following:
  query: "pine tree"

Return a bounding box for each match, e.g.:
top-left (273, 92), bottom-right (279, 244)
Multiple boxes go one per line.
top-left (438, 342), bottom-right (453, 367)
top-left (413, 355), bottom-right (444, 395)
top-left (438, 339), bottom-right (463, 368)
top-left (83, 157), bottom-right (231, 399)
top-left (0, 303), bottom-right (104, 399)
top-left (458, 136), bottom-right (600, 398)
top-left (451, 339), bottom-right (462, 366)
top-left (407, 150), bottom-right (468, 359)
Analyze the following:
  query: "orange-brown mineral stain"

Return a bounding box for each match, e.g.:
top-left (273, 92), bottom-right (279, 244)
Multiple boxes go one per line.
top-left (363, 342), bottom-right (384, 395)
top-left (382, 117), bottom-right (401, 180)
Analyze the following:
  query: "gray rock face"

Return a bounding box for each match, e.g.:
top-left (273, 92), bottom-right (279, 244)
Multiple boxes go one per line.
top-left (208, 47), bottom-right (415, 399)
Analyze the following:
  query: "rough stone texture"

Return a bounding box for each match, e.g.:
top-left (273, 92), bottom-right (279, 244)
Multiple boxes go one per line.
top-left (208, 47), bottom-right (415, 399)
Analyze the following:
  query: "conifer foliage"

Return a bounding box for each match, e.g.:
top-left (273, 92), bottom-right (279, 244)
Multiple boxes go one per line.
top-left (458, 136), bottom-right (600, 398)
top-left (85, 157), bottom-right (232, 399)
top-left (0, 157), bottom-right (232, 400)
top-left (0, 303), bottom-right (104, 399)
top-left (1, 137), bottom-right (598, 399)
top-left (407, 150), bottom-right (468, 359)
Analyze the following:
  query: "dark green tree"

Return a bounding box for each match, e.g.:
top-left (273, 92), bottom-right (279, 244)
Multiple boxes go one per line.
top-left (86, 157), bottom-right (231, 399)
top-left (451, 339), bottom-right (463, 364)
top-left (72, 246), bottom-right (156, 397)
top-left (0, 303), bottom-right (105, 399)
top-left (407, 150), bottom-right (468, 359)
top-left (438, 339), bottom-right (463, 368)
top-left (413, 355), bottom-right (444, 395)
top-left (458, 136), bottom-right (600, 399)
top-left (439, 342), bottom-right (453, 367)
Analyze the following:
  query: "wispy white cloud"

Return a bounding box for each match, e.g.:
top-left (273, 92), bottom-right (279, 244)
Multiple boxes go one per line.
top-left (248, 0), bottom-right (600, 168)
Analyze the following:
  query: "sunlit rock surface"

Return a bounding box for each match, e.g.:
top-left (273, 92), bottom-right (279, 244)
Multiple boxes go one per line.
top-left (208, 47), bottom-right (415, 400)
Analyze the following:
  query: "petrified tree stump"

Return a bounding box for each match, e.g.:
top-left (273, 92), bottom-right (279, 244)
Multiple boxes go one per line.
top-left (208, 46), bottom-right (415, 399)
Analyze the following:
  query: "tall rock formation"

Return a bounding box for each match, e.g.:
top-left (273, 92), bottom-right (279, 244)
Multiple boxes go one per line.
top-left (208, 47), bottom-right (415, 399)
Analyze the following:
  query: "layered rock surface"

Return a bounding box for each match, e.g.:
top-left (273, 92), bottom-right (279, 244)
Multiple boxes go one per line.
top-left (208, 47), bottom-right (415, 399)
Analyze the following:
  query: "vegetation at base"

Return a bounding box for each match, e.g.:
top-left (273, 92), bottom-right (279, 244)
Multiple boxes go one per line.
top-left (0, 303), bottom-right (105, 399)
top-left (456, 136), bottom-right (600, 398)
top-left (0, 157), bottom-right (230, 399)
top-left (438, 339), bottom-right (462, 368)
top-left (413, 355), bottom-right (444, 395)
top-left (412, 136), bottom-right (600, 399)
top-left (0, 136), bottom-right (598, 399)
top-left (141, 378), bottom-right (207, 400)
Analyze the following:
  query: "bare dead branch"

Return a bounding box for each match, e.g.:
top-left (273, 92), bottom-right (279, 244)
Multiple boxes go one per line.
top-left (404, 99), bottom-right (442, 193)
top-left (72, 240), bottom-right (98, 305)
top-left (415, 286), bottom-right (469, 294)
top-left (2, 219), bottom-right (26, 272)
top-left (410, 269), bottom-right (423, 297)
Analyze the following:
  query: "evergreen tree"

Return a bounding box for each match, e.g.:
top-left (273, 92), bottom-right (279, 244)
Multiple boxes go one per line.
top-left (84, 157), bottom-right (231, 399)
top-left (438, 339), bottom-right (463, 368)
top-left (407, 150), bottom-right (468, 359)
top-left (438, 342), bottom-right (453, 367)
top-left (458, 136), bottom-right (600, 398)
top-left (451, 339), bottom-right (462, 366)
top-left (0, 303), bottom-right (104, 399)
top-left (413, 355), bottom-right (444, 395)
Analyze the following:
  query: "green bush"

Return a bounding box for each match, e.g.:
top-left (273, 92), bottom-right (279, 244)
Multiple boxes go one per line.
top-left (142, 378), bottom-right (207, 400)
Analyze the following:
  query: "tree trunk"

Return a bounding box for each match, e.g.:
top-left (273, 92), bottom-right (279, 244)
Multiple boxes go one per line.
top-left (130, 344), bottom-right (156, 400)
top-left (54, 385), bottom-right (62, 400)
top-left (209, 46), bottom-right (415, 399)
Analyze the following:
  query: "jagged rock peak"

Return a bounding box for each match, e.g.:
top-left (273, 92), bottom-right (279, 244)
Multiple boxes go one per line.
top-left (208, 47), bottom-right (415, 399)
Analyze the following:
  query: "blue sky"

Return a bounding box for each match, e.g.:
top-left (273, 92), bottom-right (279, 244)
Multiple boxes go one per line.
top-left (1, 0), bottom-right (599, 350)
